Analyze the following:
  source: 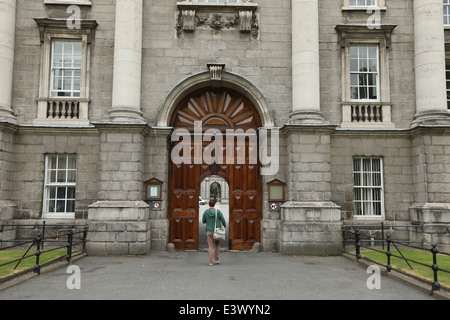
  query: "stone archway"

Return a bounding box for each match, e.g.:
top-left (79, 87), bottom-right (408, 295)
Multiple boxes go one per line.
top-left (167, 87), bottom-right (263, 250)
top-left (157, 71), bottom-right (275, 128)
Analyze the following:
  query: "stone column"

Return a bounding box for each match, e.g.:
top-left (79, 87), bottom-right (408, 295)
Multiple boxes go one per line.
top-left (289, 0), bottom-right (325, 124)
top-left (0, 0), bottom-right (17, 124)
top-left (412, 0), bottom-right (450, 125)
top-left (109, 0), bottom-right (145, 122)
top-left (409, 0), bottom-right (450, 251)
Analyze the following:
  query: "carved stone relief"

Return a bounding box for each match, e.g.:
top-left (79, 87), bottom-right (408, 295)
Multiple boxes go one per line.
top-left (176, 1), bottom-right (259, 39)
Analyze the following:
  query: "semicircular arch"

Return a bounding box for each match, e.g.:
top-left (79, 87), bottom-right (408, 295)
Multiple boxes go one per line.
top-left (170, 87), bottom-right (262, 130)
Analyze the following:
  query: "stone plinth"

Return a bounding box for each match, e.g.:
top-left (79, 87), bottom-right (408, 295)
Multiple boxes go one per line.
top-left (0, 200), bottom-right (16, 248)
top-left (87, 201), bottom-right (151, 256)
top-left (278, 201), bottom-right (342, 255)
top-left (410, 203), bottom-right (450, 252)
top-left (0, 200), bottom-right (16, 221)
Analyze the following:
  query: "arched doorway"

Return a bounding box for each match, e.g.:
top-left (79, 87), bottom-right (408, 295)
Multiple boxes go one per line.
top-left (168, 87), bottom-right (263, 250)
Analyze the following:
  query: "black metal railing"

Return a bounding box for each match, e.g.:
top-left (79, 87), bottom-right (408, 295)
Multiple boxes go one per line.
top-left (0, 223), bottom-right (87, 281)
top-left (342, 224), bottom-right (450, 295)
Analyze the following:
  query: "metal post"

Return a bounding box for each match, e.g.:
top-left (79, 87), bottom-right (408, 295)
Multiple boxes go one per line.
top-left (82, 225), bottom-right (88, 253)
top-left (386, 233), bottom-right (392, 272)
top-left (342, 226), bottom-right (346, 253)
top-left (355, 229), bottom-right (361, 260)
top-left (431, 243), bottom-right (440, 293)
top-left (34, 233), bottom-right (41, 275)
top-left (66, 230), bottom-right (73, 262)
top-left (381, 222), bottom-right (384, 250)
top-left (41, 221), bottom-right (46, 250)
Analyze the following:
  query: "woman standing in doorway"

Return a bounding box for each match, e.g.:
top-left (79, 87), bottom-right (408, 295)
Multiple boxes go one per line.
top-left (202, 199), bottom-right (226, 266)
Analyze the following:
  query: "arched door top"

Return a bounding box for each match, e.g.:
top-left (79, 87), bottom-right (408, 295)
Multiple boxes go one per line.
top-left (157, 71), bottom-right (275, 128)
top-left (170, 88), bottom-right (262, 130)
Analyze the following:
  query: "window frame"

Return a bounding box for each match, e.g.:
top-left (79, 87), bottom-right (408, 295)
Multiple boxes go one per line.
top-left (43, 154), bottom-right (77, 219)
top-left (336, 24), bottom-right (396, 127)
top-left (349, 44), bottom-right (381, 102)
top-left (446, 59), bottom-right (450, 110)
top-left (445, 45), bottom-right (450, 111)
top-left (341, 38), bottom-right (390, 104)
top-left (445, 0), bottom-right (450, 26)
top-left (352, 157), bottom-right (385, 219)
top-left (33, 18), bottom-right (97, 125)
top-left (342, 0), bottom-right (386, 10)
top-left (50, 39), bottom-right (83, 99)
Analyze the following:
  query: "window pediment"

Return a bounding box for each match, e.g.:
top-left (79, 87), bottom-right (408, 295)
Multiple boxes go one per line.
top-left (335, 24), bottom-right (397, 48)
top-left (34, 18), bottom-right (98, 43)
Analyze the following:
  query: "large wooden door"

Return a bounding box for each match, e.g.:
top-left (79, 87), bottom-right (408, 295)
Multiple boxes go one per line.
top-left (168, 88), bottom-right (262, 251)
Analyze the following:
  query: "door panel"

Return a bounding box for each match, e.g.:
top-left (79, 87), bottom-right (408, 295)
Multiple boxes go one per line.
top-left (168, 163), bottom-right (200, 250)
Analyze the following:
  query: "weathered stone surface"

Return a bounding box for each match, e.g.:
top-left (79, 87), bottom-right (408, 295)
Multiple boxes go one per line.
top-left (86, 201), bottom-right (151, 256)
top-left (1, 0), bottom-right (450, 256)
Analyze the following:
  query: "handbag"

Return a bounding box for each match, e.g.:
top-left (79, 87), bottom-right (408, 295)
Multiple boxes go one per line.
top-left (213, 209), bottom-right (226, 240)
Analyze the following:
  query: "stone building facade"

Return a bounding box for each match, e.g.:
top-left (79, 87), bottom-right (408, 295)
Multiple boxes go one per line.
top-left (0, 0), bottom-right (449, 255)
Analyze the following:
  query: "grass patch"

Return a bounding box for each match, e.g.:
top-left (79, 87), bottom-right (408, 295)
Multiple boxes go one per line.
top-left (360, 249), bottom-right (450, 288)
top-left (0, 249), bottom-right (67, 279)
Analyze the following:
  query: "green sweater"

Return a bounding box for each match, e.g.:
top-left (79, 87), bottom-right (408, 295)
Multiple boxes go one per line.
top-left (202, 208), bottom-right (226, 233)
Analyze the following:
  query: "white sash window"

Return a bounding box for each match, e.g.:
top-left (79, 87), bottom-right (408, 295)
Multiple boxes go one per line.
top-left (50, 40), bottom-right (82, 98)
top-left (43, 155), bottom-right (77, 218)
top-left (353, 158), bottom-right (385, 218)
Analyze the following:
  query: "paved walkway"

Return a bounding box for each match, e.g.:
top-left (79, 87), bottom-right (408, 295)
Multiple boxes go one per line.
top-left (0, 251), bottom-right (437, 300)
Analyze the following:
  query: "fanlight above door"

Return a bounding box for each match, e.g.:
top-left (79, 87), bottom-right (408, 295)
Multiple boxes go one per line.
top-left (171, 89), bottom-right (262, 130)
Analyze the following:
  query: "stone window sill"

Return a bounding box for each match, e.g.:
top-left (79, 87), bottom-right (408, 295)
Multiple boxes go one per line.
top-left (341, 102), bottom-right (395, 129)
top-left (34, 98), bottom-right (91, 126)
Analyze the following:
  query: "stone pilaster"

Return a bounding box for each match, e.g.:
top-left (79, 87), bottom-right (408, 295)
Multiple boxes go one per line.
top-left (412, 0), bottom-right (450, 126)
top-left (97, 127), bottom-right (145, 202)
top-left (88, 123), bottom-right (151, 256)
top-left (109, 0), bottom-right (145, 123)
top-left (409, 127), bottom-right (450, 252)
top-left (0, 123), bottom-right (17, 227)
top-left (0, 0), bottom-right (17, 124)
top-left (279, 125), bottom-right (342, 255)
top-left (289, 0), bottom-right (325, 124)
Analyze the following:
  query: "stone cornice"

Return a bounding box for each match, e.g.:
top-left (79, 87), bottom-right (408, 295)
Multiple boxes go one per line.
top-left (281, 123), bottom-right (339, 136)
top-left (335, 24), bottom-right (397, 48)
top-left (5, 122), bottom-right (449, 138)
top-left (91, 121), bottom-right (149, 134)
top-left (15, 124), bottom-right (98, 136)
top-left (0, 121), bottom-right (19, 134)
